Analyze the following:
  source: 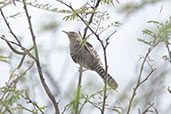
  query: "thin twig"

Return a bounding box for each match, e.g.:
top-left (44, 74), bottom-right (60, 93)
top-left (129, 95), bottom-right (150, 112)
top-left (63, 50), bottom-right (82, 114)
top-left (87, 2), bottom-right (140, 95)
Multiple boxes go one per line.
top-left (81, 94), bottom-right (102, 112)
top-left (0, 9), bottom-right (21, 45)
top-left (56, 0), bottom-right (100, 40)
top-left (165, 43), bottom-right (171, 64)
top-left (78, 98), bottom-right (87, 114)
top-left (151, 104), bottom-right (159, 114)
top-left (141, 103), bottom-right (154, 114)
top-left (0, 62), bottom-right (34, 113)
top-left (0, 35), bottom-right (25, 55)
top-left (127, 47), bottom-right (156, 114)
top-left (25, 92), bottom-right (45, 114)
top-left (0, 101), bottom-right (13, 114)
top-left (83, 0), bottom-right (102, 39)
top-left (22, 0), bottom-right (60, 113)
top-left (101, 39), bottom-right (109, 114)
top-left (17, 104), bottom-right (34, 113)
top-left (0, 9), bottom-right (36, 60)
top-left (168, 86), bottom-right (171, 94)
top-left (75, 65), bottom-right (83, 114)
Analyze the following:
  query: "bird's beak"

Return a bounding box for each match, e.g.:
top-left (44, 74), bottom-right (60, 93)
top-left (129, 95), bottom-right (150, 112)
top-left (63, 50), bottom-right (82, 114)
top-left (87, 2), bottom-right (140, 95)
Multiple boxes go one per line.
top-left (62, 30), bottom-right (69, 35)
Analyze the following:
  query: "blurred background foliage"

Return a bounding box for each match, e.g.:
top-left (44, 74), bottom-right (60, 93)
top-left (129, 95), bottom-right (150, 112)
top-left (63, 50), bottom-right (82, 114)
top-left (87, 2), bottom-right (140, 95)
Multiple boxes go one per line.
top-left (0, 0), bottom-right (171, 114)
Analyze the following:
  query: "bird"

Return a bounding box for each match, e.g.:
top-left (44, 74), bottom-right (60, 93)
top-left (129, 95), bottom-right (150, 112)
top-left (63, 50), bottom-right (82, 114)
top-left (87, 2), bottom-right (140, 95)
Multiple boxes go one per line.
top-left (62, 30), bottom-right (118, 90)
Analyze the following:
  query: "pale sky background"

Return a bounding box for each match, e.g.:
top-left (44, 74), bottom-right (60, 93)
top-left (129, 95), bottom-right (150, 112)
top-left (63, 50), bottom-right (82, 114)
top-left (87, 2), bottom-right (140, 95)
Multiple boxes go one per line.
top-left (0, 0), bottom-right (171, 114)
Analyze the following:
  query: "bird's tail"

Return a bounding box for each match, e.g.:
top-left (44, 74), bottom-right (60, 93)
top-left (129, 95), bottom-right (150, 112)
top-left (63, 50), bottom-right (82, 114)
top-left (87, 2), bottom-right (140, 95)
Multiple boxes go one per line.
top-left (95, 66), bottom-right (118, 90)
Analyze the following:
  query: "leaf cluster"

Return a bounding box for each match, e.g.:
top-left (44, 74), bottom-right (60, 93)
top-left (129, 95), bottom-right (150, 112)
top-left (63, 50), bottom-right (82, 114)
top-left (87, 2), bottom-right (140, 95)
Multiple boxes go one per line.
top-left (118, 0), bottom-right (162, 15)
top-left (138, 18), bottom-right (171, 47)
top-left (0, 55), bottom-right (10, 63)
top-left (62, 89), bottom-right (121, 114)
top-left (63, 3), bottom-right (97, 21)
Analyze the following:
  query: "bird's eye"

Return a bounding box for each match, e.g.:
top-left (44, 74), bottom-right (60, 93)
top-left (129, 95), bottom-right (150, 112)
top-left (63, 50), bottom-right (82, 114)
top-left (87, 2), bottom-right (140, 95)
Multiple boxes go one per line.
top-left (70, 32), bottom-right (75, 34)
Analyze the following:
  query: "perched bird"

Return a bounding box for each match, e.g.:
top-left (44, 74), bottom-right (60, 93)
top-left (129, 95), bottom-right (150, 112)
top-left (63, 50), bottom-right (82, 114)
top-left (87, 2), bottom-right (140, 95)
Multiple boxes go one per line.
top-left (62, 30), bottom-right (118, 90)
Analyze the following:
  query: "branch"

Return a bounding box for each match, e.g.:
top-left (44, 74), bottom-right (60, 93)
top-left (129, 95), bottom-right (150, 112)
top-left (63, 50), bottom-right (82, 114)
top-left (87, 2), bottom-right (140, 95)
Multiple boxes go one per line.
top-left (17, 104), bottom-right (34, 113)
top-left (0, 35), bottom-right (25, 55)
top-left (56, 0), bottom-right (100, 40)
top-left (101, 38), bottom-right (109, 114)
top-left (0, 62), bottom-right (34, 112)
top-left (0, 9), bottom-right (22, 45)
top-left (127, 47), bottom-right (156, 114)
top-left (22, 0), bottom-right (60, 114)
top-left (0, 35), bottom-right (36, 60)
top-left (168, 86), bottom-right (171, 94)
top-left (82, 0), bottom-right (102, 39)
top-left (81, 94), bottom-right (101, 112)
top-left (165, 42), bottom-right (171, 64)
top-left (75, 65), bottom-right (83, 114)
top-left (24, 91), bottom-right (45, 114)
top-left (0, 9), bottom-right (36, 60)
top-left (101, 29), bottom-right (117, 114)
top-left (141, 103), bottom-right (154, 114)
top-left (151, 104), bottom-right (159, 114)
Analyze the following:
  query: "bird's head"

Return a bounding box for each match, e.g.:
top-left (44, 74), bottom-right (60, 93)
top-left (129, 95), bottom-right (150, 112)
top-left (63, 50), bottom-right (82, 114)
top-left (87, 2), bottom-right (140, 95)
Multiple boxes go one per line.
top-left (62, 30), bottom-right (82, 41)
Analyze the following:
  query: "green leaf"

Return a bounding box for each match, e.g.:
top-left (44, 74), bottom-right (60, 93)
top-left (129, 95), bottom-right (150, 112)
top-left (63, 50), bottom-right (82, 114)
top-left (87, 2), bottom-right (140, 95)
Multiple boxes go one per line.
top-left (80, 38), bottom-right (88, 48)
top-left (142, 29), bottom-right (156, 37)
top-left (0, 56), bottom-right (9, 63)
top-left (161, 55), bottom-right (168, 60)
top-left (101, 0), bottom-right (114, 5)
top-left (113, 108), bottom-right (121, 114)
top-left (137, 38), bottom-right (152, 46)
top-left (147, 20), bottom-right (164, 26)
top-left (36, 106), bottom-right (47, 111)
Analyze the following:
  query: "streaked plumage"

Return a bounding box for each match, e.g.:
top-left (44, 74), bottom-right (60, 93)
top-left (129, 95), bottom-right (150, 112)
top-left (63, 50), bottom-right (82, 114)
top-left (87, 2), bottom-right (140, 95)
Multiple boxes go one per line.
top-left (63, 31), bottom-right (118, 89)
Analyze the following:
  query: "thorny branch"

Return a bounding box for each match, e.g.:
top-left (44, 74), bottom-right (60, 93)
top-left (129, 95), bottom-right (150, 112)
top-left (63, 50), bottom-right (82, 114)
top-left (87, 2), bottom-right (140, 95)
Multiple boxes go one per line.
top-left (127, 47), bottom-right (156, 114)
top-left (22, 0), bottom-right (60, 114)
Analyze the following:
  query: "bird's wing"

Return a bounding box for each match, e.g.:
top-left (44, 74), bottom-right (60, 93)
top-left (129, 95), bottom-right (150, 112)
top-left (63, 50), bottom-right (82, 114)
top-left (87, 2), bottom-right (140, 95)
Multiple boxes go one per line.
top-left (83, 41), bottom-right (104, 69)
top-left (84, 41), bottom-right (101, 60)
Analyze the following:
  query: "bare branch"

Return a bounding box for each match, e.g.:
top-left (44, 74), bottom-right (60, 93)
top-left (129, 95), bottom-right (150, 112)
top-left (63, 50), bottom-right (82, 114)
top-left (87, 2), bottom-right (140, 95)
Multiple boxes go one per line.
top-left (141, 103), bottom-right (154, 114)
top-left (127, 46), bottom-right (156, 114)
top-left (0, 9), bottom-right (22, 45)
top-left (0, 35), bottom-right (25, 55)
top-left (0, 35), bottom-right (36, 60)
top-left (22, 0), bottom-right (60, 113)
top-left (151, 104), bottom-right (159, 114)
top-left (0, 9), bottom-right (36, 60)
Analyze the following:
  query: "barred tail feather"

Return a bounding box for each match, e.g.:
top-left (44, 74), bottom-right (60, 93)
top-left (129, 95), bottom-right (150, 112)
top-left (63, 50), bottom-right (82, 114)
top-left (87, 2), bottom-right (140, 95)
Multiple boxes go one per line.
top-left (107, 74), bottom-right (118, 90)
top-left (95, 66), bottom-right (118, 90)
